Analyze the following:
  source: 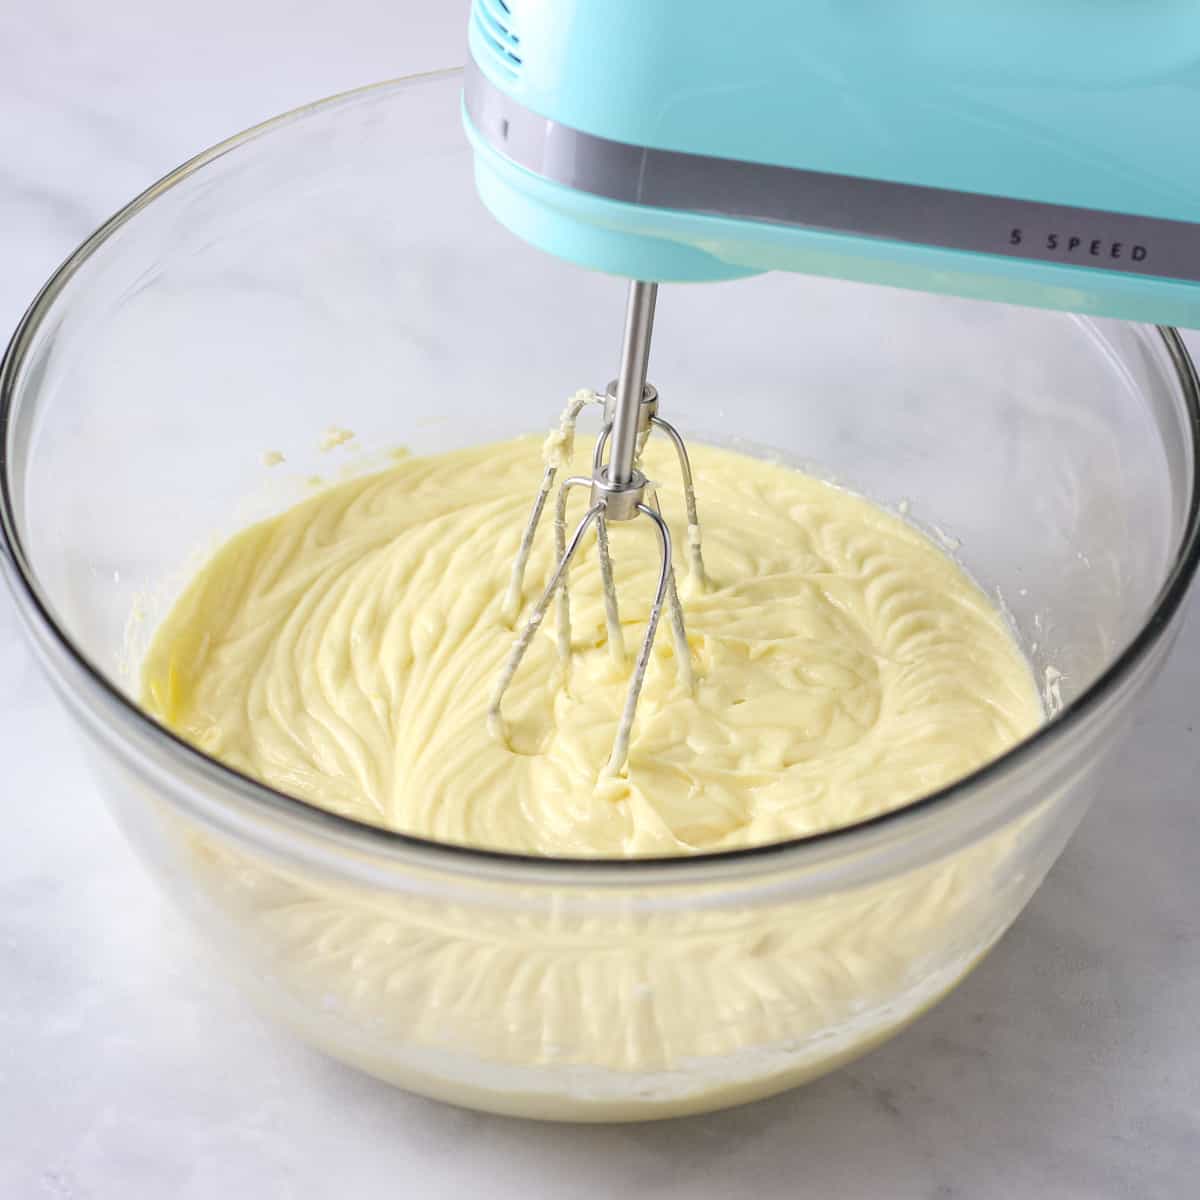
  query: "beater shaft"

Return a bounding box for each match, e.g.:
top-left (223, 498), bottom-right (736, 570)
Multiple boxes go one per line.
top-left (609, 281), bottom-right (657, 484)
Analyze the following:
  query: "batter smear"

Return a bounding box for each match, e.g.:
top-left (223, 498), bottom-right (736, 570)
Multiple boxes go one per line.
top-left (142, 433), bottom-right (1041, 856)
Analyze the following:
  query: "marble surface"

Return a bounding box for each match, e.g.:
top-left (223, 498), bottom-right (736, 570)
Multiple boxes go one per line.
top-left (2, 3), bottom-right (1198, 1196)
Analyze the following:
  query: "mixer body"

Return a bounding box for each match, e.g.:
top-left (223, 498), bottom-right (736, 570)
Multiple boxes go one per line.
top-left (468, 0), bottom-right (1200, 766)
top-left (465, 0), bottom-right (1200, 326)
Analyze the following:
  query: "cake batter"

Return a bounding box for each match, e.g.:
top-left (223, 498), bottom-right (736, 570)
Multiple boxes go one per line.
top-left (142, 424), bottom-right (1042, 856)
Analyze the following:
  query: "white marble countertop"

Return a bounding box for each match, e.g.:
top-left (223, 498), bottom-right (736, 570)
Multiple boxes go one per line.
top-left (2, 4), bottom-right (1198, 1196)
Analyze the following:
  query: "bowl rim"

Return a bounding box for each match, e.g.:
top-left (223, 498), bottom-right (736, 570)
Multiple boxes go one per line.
top-left (3, 69), bottom-right (1199, 882)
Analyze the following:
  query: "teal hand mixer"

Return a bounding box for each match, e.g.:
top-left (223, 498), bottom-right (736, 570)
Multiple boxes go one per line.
top-left (468, 0), bottom-right (1200, 770)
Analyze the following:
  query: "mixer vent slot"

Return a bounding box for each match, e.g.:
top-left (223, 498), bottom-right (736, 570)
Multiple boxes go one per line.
top-left (473, 0), bottom-right (523, 79)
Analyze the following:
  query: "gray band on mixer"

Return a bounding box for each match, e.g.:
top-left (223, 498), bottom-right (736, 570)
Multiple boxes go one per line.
top-left (465, 60), bottom-right (1200, 285)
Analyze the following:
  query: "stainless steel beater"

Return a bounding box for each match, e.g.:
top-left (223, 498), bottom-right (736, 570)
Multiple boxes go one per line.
top-left (488, 281), bottom-right (707, 775)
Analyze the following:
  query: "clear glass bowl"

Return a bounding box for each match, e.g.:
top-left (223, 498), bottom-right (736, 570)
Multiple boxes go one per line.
top-left (2, 70), bottom-right (1198, 1121)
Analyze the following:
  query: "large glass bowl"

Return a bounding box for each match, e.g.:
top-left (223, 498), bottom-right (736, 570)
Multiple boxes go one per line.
top-left (2, 70), bottom-right (1198, 1121)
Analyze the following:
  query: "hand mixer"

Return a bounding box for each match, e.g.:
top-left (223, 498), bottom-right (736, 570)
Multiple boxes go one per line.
top-left (465, 0), bottom-right (1200, 772)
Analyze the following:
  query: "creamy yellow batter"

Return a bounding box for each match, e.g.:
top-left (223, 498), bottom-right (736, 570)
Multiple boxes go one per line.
top-left (142, 427), bottom-right (1041, 856)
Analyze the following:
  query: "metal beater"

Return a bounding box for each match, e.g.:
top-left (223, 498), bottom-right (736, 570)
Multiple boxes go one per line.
top-left (488, 281), bottom-right (707, 775)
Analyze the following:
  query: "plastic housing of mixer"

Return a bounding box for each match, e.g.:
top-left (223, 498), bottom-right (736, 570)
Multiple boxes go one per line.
top-left (464, 0), bottom-right (1200, 327)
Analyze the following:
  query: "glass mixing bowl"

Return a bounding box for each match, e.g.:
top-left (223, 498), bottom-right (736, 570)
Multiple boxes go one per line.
top-left (2, 70), bottom-right (1198, 1121)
